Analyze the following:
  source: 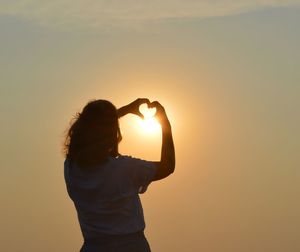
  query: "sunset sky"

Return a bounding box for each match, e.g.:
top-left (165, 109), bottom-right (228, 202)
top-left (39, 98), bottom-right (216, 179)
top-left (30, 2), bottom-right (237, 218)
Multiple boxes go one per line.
top-left (1, 1), bottom-right (300, 251)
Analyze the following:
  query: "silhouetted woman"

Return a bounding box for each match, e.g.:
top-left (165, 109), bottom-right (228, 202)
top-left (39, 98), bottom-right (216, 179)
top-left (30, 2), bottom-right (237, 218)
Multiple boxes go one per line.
top-left (63, 98), bottom-right (175, 252)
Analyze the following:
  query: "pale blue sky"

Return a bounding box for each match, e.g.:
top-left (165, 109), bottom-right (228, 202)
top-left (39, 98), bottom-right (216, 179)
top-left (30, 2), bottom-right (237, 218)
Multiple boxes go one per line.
top-left (1, 3), bottom-right (299, 252)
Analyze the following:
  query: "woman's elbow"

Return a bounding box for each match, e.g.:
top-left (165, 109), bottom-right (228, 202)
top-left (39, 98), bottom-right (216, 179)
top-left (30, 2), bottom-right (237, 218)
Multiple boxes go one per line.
top-left (168, 161), bottom-right (175, 175)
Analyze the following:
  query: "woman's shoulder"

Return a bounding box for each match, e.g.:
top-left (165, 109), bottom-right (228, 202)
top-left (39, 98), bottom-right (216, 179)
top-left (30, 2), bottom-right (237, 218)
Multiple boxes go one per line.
top-left (109, 155), bottom-right (133, 165)
top-left (113, 155), bottom-right (146, 164)
top-left (113, 155), bottom-right (155, 169)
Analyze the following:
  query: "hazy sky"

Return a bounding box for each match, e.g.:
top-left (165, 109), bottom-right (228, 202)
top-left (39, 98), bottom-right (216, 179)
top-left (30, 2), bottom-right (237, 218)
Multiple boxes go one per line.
top-left (1, 2), bottom-right (299, 252)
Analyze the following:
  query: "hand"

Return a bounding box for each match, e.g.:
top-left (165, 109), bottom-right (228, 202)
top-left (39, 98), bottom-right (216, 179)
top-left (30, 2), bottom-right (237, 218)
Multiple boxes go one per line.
top-left (122, 98), bottom-right (150, 119)
top-left (149, 101), bottom-right (169, 125)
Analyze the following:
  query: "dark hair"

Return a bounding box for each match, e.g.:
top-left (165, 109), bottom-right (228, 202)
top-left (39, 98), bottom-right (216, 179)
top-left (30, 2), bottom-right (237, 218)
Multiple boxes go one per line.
top-left (63, 99), bottom-right (122, 168)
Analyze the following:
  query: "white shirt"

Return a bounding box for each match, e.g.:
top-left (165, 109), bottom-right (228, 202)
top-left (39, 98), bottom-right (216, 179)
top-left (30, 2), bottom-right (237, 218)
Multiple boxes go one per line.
top-left (64, 155), bottom-right (156, 239)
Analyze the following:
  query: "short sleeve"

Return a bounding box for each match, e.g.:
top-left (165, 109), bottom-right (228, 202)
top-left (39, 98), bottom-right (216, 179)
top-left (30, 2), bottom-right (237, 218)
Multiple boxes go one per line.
top-left (122, 156), bottom-right (157, 194)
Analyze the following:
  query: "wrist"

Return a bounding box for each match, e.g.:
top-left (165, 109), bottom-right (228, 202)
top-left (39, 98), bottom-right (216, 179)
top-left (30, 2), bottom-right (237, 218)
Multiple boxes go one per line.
top-left (161, 118), bottom-right (171, 130)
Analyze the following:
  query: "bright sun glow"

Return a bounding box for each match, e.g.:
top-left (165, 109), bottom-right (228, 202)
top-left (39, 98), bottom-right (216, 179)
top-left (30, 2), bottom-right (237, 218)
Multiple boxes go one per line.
top-left (138, 117), bottom-right (161, 134)
top-left (138, 104), bottom-right (161, 134)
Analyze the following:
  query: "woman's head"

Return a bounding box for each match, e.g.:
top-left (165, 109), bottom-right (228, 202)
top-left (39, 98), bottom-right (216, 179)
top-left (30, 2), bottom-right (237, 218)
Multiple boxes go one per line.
top-left (63, 99), bottom-right (122, 168)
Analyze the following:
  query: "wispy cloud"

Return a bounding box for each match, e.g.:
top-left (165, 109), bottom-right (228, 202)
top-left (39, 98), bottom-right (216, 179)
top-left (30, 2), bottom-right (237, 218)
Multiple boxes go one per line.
top-left (1, 0), bottom-right (300, 29)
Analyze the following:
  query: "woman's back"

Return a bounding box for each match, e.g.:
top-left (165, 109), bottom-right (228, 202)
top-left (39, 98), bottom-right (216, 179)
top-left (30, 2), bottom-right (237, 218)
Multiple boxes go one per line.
top-left (64, 155), bottom-right (156, 239)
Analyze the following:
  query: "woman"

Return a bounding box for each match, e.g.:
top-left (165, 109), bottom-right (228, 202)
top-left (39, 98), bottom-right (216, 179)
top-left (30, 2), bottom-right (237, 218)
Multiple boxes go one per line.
top-left (63, 98), bottom-right (175, 252)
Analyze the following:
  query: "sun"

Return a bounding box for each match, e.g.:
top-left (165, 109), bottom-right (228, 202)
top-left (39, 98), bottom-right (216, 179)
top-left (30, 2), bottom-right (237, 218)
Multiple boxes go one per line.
top-left (138, 117), bottom-right (161, 134)
top-left (138, 104), bottom-right (161, 135)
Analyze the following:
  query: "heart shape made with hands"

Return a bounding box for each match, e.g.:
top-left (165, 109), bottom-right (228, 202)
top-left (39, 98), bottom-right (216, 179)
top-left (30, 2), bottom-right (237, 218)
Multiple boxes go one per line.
top-left (139, 103), bottom-right (157, 119)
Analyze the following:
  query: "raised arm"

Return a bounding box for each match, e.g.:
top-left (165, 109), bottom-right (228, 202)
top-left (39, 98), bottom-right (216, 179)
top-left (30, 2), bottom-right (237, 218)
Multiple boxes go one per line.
top-left (118, 98), bottom-right (175, 181)
top-left (151, 101), bottom-right (175, 181)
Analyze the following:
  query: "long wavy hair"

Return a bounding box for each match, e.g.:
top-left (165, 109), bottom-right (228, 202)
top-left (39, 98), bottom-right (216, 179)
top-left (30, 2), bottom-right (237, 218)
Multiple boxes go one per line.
top-left (63, 100), bottom-right (122, 169)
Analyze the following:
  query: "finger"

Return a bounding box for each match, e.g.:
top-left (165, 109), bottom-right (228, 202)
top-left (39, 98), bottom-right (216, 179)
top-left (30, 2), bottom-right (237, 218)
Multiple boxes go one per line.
top-left (149, 101), bottom-right (161, 108)
top-left (134, 111), bottom-right (144, 119)
top-left (137, 98), bottom-right (150, 106)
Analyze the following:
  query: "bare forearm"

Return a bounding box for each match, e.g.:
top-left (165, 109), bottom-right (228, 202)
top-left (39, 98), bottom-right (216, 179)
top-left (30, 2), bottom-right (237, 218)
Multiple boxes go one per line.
top-left (117, 105), bottom-right (130, 118)
top-left (153, 117), bottom-right (175, 181)
top-left (161, 119), bottom-right (175, 173)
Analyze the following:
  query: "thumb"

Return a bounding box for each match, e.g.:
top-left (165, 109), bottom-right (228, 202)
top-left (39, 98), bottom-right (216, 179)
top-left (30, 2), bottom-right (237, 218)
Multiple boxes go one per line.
top-left (135, 111), bottom-right (144, 119)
